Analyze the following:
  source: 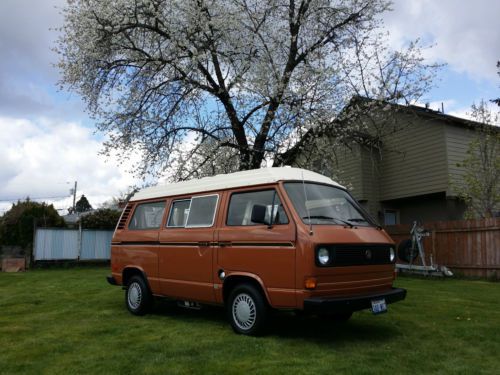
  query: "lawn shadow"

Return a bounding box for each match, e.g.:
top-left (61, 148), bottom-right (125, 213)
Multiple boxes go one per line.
top-left (150, 299), bottom-right (401, 345)
top-left (267, 311), bottom-right (401, 345)
top-left (150, 298), bottom-right (225, 321)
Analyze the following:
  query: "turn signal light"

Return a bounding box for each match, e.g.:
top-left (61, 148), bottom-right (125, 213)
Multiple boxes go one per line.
top-left (305, 277), bottom-right (317, 290)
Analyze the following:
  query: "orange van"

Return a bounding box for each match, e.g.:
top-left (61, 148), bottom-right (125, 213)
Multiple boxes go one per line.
top-left (107, 167), bottom-right (406, 335)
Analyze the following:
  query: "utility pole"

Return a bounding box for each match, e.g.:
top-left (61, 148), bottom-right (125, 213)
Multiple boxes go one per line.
top-left (70, 181), bottom-right (77, 213)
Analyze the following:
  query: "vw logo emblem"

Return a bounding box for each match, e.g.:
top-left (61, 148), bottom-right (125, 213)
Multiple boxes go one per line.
top-left (365, 249), bottom-right (372, 260)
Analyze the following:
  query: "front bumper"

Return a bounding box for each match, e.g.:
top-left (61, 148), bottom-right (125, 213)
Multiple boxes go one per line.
top-left (303, 287), bottom-right (406, 313)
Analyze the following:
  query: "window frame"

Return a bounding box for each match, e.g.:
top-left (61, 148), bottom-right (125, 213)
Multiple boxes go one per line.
top-left (166, 194), bottom-right (219, 229)
top-left (384, 209), bottom-right (399, 226)
top-left (127, 200), bottom-right (167, 231)
top-left (225, 188), bottom-right (289, 227)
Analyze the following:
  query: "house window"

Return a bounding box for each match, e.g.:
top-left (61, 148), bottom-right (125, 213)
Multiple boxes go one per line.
top-left (384, 209), bottom-right (399, 225)
top-left (167, 194), bottom-right (219, 228)
top-left (128, 201), bottom-right (165, 230)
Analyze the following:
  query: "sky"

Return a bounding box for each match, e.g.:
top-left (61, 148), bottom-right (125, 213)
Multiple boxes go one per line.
top-left (0, 0), bottom-right (499, 215)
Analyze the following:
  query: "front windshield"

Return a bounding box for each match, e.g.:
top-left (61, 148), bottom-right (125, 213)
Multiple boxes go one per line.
top-left (283, 182), bottom-right (374, 226)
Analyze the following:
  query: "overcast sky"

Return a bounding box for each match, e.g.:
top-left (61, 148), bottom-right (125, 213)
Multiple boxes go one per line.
top-left (0, 0), bottom-right (499, 214)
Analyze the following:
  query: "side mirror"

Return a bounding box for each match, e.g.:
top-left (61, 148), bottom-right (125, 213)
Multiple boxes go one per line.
top-left (251, 204), bottom-right (268, 225)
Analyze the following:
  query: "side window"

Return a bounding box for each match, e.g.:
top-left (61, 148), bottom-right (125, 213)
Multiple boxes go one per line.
top-left (128, 201), bottom-right (165, 230)
top-left (167, 195), bottom-right (219, 228)
top-left (186, 195), bottom-right (218, 227)
top-left (227, 190), bottom-right (289, 226)
top-left (167, 200), bottom-right (190, 227)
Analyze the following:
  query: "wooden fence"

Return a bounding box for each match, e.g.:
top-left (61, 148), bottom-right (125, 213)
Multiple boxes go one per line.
top-left (385, 218), bottom-right (500, 278)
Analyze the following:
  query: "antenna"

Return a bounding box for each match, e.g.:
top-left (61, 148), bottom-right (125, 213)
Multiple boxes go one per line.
top-left (301, 172), bottom-right (313, 235)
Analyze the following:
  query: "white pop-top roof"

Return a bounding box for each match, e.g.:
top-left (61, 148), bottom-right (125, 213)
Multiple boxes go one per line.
top-left (131, 167), bottom-right (343, 202)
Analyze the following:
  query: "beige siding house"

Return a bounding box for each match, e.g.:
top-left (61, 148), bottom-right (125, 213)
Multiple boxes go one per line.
top-left (309, 104), bottom-right (488, 225)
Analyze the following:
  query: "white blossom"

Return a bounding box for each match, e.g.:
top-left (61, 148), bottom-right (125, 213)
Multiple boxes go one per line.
top-left (56, 0), bottom-right (440, 179)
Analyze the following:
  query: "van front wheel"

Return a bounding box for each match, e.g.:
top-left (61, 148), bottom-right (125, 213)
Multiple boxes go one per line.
top-left (227, 284), bottom-right (268, 336)
top-left (125, 275), bottom-right (152, 316)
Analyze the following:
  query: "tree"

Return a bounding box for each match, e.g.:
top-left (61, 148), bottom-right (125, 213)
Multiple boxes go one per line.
top-left (75, 195), bottom-right (93, 213)
top-left (100, 188), bottom-right (139, 210)
top-left (493, 61), bottom-right (499, 107)
top-left (80, 208), bottom-right (122, 229)
top-left (0, 200), bottom-right (65, 250)
top-left (456, 101), bottom-right (500, 219)
top-left (57, 0), bottom-right (440, 179)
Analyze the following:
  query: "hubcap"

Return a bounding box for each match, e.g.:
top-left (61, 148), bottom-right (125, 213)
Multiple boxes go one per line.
top-left (232, 293), bottom-right (256, 330)
top-left (127, 282), bottom-right (142, 309)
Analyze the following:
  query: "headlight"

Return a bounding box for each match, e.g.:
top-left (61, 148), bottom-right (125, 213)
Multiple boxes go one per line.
top-left (389, 247), bottom-right (395, 262)
top-left (318, 247), bottom-right (330, 265)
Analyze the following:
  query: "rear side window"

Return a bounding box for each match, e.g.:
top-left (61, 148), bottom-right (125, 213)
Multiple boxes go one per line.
top-left (128, 201), bottom-right (165, 230)
top-left (227, 190), bottom-right (289, 226)
top-left (167, 194), bottom-right (219, 228)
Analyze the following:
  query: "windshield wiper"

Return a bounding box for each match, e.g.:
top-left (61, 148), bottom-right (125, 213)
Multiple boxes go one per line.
top-left (302, 215), bottom-right (354, 228)
top-left (348, 217), bottom-right (383, 229)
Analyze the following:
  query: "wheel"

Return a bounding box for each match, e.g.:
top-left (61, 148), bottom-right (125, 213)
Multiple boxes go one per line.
top-left (227, 284), bottom-right (268, 336)
top-left (125, 275), bottom-right (152, 315)
top-left (398, 239), bottom-right (419, 263)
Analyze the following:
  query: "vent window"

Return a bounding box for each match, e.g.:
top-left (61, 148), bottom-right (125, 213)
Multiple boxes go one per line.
top-left (117, 204), bottom-right (133, 229)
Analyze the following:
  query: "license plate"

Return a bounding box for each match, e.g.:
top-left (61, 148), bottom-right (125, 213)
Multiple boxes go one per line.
top-left (371, 299), bottom-right (387, 315)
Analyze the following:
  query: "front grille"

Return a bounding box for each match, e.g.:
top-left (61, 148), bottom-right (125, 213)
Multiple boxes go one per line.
top-left (316, 244), bottom-right (393, 267)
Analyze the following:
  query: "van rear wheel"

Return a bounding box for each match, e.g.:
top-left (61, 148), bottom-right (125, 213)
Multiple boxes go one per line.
top-left (227, 284), bottom-right (268, 336)
top-left (125, 275), bottom-right (152, 316)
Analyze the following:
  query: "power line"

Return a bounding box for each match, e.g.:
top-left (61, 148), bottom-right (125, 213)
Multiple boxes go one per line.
top-left (0, 195), bottom-right (71, 202)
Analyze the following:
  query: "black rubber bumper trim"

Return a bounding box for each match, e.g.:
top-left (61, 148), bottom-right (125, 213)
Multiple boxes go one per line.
top-left (106, 275), bottom-right (118, 286)
top-left (303, 287), bottom-right (406, 313)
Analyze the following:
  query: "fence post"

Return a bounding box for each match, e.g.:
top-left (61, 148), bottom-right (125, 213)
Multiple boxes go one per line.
top-left (30, 218), bottom-right (37, 267)
top-left (431, 229), bottom-right (436, 265)
top-left (77, 220), bottom-right (82, 261)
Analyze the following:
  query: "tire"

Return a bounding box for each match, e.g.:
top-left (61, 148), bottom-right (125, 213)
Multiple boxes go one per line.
top-left (227, 284), bottom-right (268, 336)
top-left (398, 239), bottom-right (419, 263)
top-left (125, 275), bottom-right (153, 316)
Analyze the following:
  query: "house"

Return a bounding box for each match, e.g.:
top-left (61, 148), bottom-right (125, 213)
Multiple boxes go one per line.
top-left (62, 210), bottom-right (94, 227)
top-left (302, 101), bottom-right (497, 225)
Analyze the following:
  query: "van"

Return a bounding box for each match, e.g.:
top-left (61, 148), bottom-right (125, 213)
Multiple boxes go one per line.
top-left (107, 167), bottom-right (406, 335)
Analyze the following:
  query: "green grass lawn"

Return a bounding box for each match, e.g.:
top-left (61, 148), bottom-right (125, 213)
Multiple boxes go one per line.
top-left (0, 268), bottom-right (499, 375)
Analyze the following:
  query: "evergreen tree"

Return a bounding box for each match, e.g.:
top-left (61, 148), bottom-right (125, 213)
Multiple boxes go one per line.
top-left (75, 195), bottom-right (93, 213)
